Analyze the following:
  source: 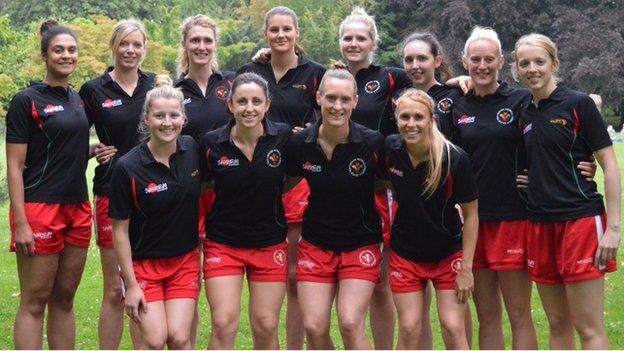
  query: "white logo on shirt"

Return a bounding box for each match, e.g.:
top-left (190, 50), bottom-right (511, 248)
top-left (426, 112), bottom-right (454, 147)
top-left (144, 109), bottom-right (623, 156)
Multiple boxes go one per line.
top-left (523, 123), bottom-right (533, 135)
top-left (217, 156), bottom-right (240, 167)
top-left (43, 104), bottom-right (64, 114)
top-left (302, 161), bottom-right (322, 173)
top-left (101, 99), bottom-right (122, 108)
top-left (183, 98), bottom-right (192, 105)
top-left (144, 182), bottom-right (168, 194)
top-left (389, 166), bottom-right (403, 177)
top-left (457, 115), bottom-right (475, 125)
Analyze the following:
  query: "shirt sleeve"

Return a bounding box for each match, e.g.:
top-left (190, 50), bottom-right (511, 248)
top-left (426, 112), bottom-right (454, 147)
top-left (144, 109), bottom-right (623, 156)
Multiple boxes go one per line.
top-left (284, 135), bottom-right (303, 177)
top-left (6, 92), bottom-right (34, 144)
top-left (577, 94), bottom-right (612, 151)
top-left (109, 161), bottom-right (134, 220)
top-left (452, 148), bottom-right (479, 204)
top-left (374, 134), bottom-right (389, 180)
top-left (392, 68), bottom-right (413, 99)
top-left (78, 83), bottom-right (96, 126)
top-left (198, 137), bottom-right (214, 182)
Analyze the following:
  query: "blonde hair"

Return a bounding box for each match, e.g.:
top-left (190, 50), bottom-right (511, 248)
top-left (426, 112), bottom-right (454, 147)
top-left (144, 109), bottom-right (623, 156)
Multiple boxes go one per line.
top-left (339, 7), bottom-right (379, 61)
top-left (109, 20), bottom-right (146, 66)
top-left (511, 33), bottom-right (560, 83)
top-left (318, 68), bottom-right (357, 96)
top-left (177, 14), bottom-right (219, 77)
top-left (395, 88), bottom-right (453, 198)
top-left (264, 6), bottom-right (305, 54)
top-left (463, 26), bottom-right (502, 57)
top-left (138, 75), bottom-right (186, 140)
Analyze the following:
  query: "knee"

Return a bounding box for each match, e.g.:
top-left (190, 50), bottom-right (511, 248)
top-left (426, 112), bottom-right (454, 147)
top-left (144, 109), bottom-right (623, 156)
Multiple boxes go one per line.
top-left (476, 304), bottom-right (502, 326)
top-left (546, 313), bottom-right (573, 334)
top-left (251, 314), bottom-right (279, 337)
top-left (211, 311), bottom-right (240, 334)
top-left (338, 314), bottom-right (364, 337)
top-left (506, 303), bottom-right (533, 327)
top-left (398, 320), bottom-right (422, 339)
top-left (167, 329), bottom-right (191, 349)
top-left (103, 281), bottom-right (123, 305)
top-left (574, 320), bottom-right (606, 342)
top-left (303, 317), bottom-right (330, 338)
top-left (144, 332), bottom-right (167, 350)
top-left (19, 291), bottom-right (49, 318)
top-left (440, 319), bottom-right (465, 340)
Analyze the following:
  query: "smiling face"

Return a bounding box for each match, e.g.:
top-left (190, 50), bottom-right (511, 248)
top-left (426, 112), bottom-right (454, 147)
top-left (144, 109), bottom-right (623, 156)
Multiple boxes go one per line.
top-left (44, 33), bottom-right (78, 78)
top-left (462, 39), bottom-right (504, 92)
top-left (144, 97), bottom-right (185, 145)
top-left (340, 23), bottom-right (375, 66)
top-left (317, 77), bottom-right (358, 129)
top-left (114, 29), bottom-right (145, 71)
top-left (264, 14), bottom-right (299, 54)
top-left (403, 40), bottom-right (441, 89)
top-left (227, 82), bottom-right (270, 130)
top-left (396, 98), bottom-right (433, 147)
top-left (184, 25), bottom-right (216, 68)
top-left (515, 44), bottom-right (558, 94)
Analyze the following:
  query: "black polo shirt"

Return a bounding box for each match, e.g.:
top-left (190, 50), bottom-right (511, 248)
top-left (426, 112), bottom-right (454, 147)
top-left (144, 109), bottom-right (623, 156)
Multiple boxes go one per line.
top-left (199, 119), bottom-right (291, 248)
top-left (285, 120), bottom-right (385, 252)
top-left (237, 54), bottom-right (326, 128)
top-left (428, 83), bottom-right (463, 139)
top-left (175, 70), bottom-right (235, 141)
top-left (109, 135), bottom-right (200, 260)
top-left (6, 81), bottom-right (89, 203)
top-left (520, 86), bottom-right (610, 222)
top-left (451, 82), bottom-right (531, 221)
top-left (79, 68), bottom-right (155, 196)
top-left (351, 64), bottom-right (412, 136)
top-left (385, 135), bottom-right (478, 262)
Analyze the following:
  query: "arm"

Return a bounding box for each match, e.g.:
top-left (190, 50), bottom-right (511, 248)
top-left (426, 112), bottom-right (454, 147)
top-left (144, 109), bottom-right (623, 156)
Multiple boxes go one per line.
top-left (6, 143), bottom-right (34, 256)
top-left (112, 219), bottom-right (147, 322)
top-left (593, 146), bottom-right (621, 266)
top-left (456, 199), bottom-right (478, 303)
top-left (445, 75), bottom-right (473, 95)
top-left (89, 142), bottom-right (117, 162)
top-left (577, 155), bottom-right (597, 181)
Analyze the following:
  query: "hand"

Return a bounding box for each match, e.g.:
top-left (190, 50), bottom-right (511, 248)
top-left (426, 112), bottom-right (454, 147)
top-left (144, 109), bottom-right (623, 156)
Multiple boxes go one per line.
top-left (456, 75), bottom-right (474, 94)
top-left (252, 48), bottom-right (271, 63)
top-left (455, 204), bottom-right (464, 224)
top-left (124, 285), bottom-right (148, 323)
top-left (455, 266), bottom-right (473, 304)
top-left (578, 155), bottom-right (597, 181)
top-left (292, 122), bottom-right (311, 133)
top-left (14, 223), bottom-right (35, 256)
top-left (516, 168), bottom-right (529, 189)
top-left (95, 143), bottom-right (117, 164)
top-left (595, 227), bottom-right (620, 268)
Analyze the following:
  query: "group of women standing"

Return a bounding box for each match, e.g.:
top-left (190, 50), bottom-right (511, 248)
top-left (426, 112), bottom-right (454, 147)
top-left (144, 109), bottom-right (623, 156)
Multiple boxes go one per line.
top-left (5, 5), bottom-right (620, 350)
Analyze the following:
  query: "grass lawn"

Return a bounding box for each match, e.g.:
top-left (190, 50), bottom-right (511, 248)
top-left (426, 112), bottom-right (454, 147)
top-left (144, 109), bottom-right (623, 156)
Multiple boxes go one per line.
top-left (1, 142), bottom-right (624, 349)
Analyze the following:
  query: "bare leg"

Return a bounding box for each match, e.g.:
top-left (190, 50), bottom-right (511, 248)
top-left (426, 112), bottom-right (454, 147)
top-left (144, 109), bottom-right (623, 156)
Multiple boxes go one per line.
top-left (436, 290), bottom-right (469, 349)
top-left (336, 279), bottom-right (376, 349)
top-left (206, 275), bottom-right (243, 349)
top-left (566, 278), bottom-right (609, 349)
top-left (393, 291), bottom-right (425, 349)
top-left (137, 301), bottom-right (168, 349)
top-left (46, 244), bottom-right (88, 349)
top-left (536, 283), bottom-right (575, 349)
top-left (98, 247), bottom-right (124, 349)
top-left (14, 253), bottom-right (59, 349)
top-left (248, 281), bottom-right (287, 349)
top-left (498, 270), bottom-right (537, 349)
top-left (165, 298), bottom-right (197, 349)
top-left (298, 281), bottom-right (336, 349)
top-left (473, 268), bottom-right (504, 349)
top-left (286, 223), bottom-right (305, 349)
top-left (369, 248), bottom-right (395, 350)
top-left (417, 283), bottom-right (434, 349)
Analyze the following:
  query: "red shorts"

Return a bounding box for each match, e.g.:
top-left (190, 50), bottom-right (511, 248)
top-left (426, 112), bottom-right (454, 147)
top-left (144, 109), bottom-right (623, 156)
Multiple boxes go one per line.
top-left (375, 189), bottom-right (397, 246)
top-left (389, 250), bottom-right (463, 293)
top-left (131, 249), bottom-right (201, 303)
top-left (527, 213), bottom-right (617, 284)
top-left (202, 240), bottom-right (288, 282)
top-left (198, 189), bottom-right (216, 239)
top-left (94, 195), bottom-right (114, 248)
top-left (10, 202), bottom-right (92, 255)
top-left (473, 220), bottom-right (528, 270)
top-left (283, 180), bottom-right (309, 224)
top-left (296, 240), bottom-right (382, 283)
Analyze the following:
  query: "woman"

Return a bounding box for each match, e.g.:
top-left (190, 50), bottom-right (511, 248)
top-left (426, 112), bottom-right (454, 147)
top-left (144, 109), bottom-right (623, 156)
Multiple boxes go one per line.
top-left (175, 14), bottom-right (235, 236)
top-left (238, 6), bottom-right (325, 348)
top-left (336, 9), bottom-right (412, 347)
top-left (387, 88), bottom-right (478, 349)
top-left (6, 20), bottom-right (91, 349)
top-left (199, 72), bottom-right (291, 349)
top-left (79, 20), bottom-right (155, 349)
top-left (285, 69), bottom-right (385, 349)
top-left (514, 33), bottom-right (620, 349)
top-left (450, 26), bottom-right (539, 349)
top-left (110, 77), bottom-right (200, 349)
top-left (401, 30), bottom-right (477, 348)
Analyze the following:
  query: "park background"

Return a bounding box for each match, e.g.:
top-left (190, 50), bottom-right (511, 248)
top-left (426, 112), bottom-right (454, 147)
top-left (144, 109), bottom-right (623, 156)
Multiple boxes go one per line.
top-left (0, 0), bottom-right (623, 348)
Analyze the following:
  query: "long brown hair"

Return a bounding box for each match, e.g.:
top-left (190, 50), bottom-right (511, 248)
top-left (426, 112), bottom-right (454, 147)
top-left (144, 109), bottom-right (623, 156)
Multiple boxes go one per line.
top-left (264, 6), bottom-right (305, 54)
top-left (402, 32), bottom-right (454, 83)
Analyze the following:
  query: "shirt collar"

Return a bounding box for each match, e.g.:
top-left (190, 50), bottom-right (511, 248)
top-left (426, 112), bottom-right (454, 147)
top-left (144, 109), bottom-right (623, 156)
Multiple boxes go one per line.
top-left (101, 66), bottom-right (149, 86)
top-left (139, 138), bottom-right (188, 165)
top-left (215, 118), bottom-right (280, 143)
top-left (304, 119), bottom-right (364, 144)
top-left (467, 80), bottom-right (510, 99)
